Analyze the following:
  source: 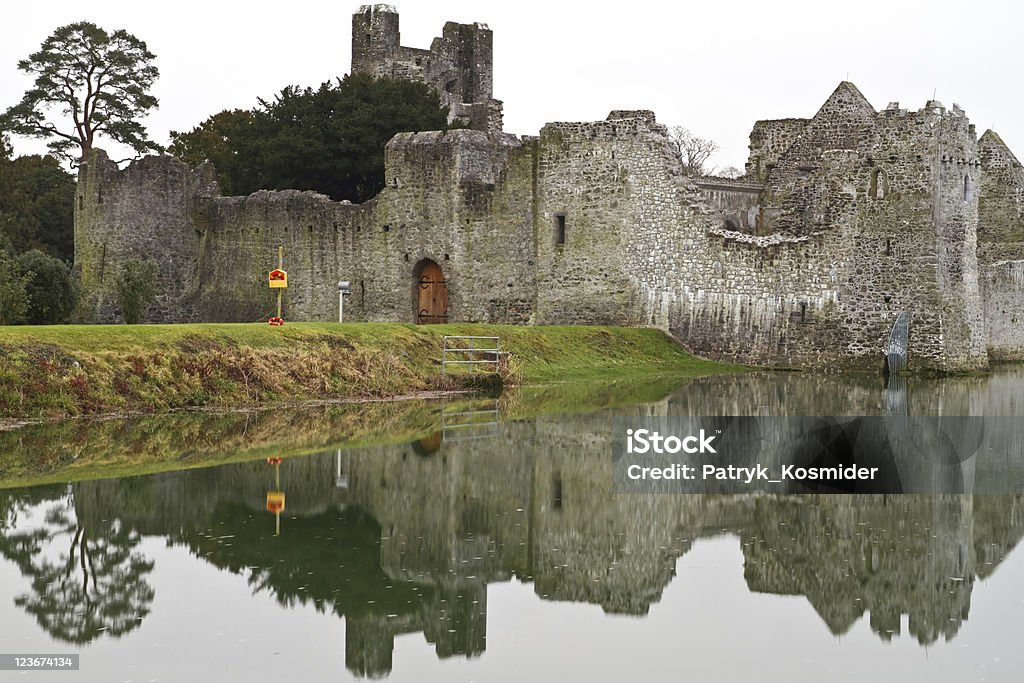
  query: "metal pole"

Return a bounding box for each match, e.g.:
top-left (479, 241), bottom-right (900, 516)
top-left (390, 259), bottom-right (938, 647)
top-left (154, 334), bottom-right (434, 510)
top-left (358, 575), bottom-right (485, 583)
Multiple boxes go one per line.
top-left (339, 290), bottom-right (344, 323)
top-left (276, 244), bottom-right (283, 320)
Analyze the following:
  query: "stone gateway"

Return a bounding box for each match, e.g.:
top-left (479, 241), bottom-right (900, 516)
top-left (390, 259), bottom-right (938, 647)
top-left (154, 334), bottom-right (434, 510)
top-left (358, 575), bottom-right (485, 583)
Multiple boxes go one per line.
top-left (72, 5), bottom-right (1024, 373)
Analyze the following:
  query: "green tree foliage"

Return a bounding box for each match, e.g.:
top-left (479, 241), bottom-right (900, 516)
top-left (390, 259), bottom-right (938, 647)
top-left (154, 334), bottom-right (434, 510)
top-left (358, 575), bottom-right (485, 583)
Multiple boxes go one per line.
top-left (16, 250), bottom-right (76, 324)
top-left (169, 74), bottom-right (452, 202)
top-left (0, 21), bottom-right (161, 164)
top-left (0, 151), bottom-right (75, 262)
top-left (115, 260), bottom-right (157, 324)
top-left (0, 251), bottom-right (30, 325)
top-left (167, 109), bottom-right (254, 196)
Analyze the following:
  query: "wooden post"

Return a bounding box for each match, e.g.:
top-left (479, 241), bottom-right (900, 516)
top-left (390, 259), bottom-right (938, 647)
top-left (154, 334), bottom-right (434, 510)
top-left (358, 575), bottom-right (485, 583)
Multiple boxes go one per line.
top-left (276, 244), bottom-right (283, 320)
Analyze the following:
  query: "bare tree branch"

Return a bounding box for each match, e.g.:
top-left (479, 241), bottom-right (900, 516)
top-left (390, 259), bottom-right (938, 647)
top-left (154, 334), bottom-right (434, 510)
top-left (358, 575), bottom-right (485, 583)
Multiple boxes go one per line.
top-left (668, 125), bottom-right (719, 176)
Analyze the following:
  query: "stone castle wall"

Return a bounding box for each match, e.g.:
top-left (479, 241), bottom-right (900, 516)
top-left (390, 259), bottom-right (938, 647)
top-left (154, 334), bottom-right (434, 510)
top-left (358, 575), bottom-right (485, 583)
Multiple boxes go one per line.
top-left (73, 151), bottom-right (219, 323)
top-left (191, 191), bottom-right (367, 323)
top-left (985, 261), bottom-right (1024, 361)
top-left (71, 8), bottom-right (1024, 373)
top-left (694, 177), bottom-right (762, 232)
top-left (745, 117), bottom-right (807, 182)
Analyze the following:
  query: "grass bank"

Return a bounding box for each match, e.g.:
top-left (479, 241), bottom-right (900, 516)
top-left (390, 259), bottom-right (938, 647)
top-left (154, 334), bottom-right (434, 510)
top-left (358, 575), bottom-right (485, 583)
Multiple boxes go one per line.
top-left (0, 322), bottom-right (744, 420)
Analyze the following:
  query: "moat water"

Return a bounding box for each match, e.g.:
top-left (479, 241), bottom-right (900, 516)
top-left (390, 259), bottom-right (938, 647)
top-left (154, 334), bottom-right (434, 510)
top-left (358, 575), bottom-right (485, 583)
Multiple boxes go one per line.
top-left (1, 368), bottom-right (1023, 682)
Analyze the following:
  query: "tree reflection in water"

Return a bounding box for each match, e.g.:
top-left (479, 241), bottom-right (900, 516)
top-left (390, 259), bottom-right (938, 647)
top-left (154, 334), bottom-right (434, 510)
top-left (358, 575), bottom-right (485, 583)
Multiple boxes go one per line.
top-left (0, 486), bottom-right (154, 644)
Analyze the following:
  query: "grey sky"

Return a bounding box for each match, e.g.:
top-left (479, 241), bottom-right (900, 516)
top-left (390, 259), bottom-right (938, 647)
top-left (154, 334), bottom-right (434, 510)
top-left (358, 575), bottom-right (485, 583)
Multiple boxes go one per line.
top-left (2, 0), bottom-right (1021, 172)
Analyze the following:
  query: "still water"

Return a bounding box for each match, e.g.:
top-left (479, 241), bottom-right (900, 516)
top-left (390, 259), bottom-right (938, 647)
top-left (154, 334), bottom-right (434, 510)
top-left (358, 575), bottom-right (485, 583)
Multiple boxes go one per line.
top-left (1, 369), bottom-right (1023, 682)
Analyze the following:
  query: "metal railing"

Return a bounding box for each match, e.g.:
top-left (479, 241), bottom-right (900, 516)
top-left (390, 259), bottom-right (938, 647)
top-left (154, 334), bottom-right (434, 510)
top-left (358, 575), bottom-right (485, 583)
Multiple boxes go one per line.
top-left (442, 336), bottom-right (500, 373)
top-left (442, 402), bottom-right (501, 442)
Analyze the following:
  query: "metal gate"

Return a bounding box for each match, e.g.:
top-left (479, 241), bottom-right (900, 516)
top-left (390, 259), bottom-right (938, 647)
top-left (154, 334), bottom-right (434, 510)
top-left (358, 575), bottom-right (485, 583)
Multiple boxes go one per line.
top-left (885, 311), bottom-right (910, 377)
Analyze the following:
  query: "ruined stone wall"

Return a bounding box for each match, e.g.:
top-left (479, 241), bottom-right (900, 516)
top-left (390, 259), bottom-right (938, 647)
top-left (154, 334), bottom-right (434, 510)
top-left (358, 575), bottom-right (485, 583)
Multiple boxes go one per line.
top-left (978, 130), bottom-right (1024, 262)
top-left (75, 129), bottom-right (536, 325)
top-left (365, 129), bottom-right (535, 323)
top-left (745, 118), bottom-right (807, 182)
top-left (532, 111), bottom-right (847, 368)
top-left (984, 261), bottom-right (1024, 361)
top-left (532, 112), bottom-right (663, 326)
top-left (976, 131), bottom-right (1024, 360)
top-left (744, 88), bottom-right (988, 372)
top-left (190, 192), bottom-right (367, 322)
top-left (73, 150), bottom-right (218, 323)
top-left (694, 177), bottom-right (761, 232)
top-left (931, 107), bottom-right (988, 370)
top-left (72, 50), bottom-right (1019, 372)
top-left (761, 83), bottom-right (879, 237)
top-left (528, 103), bottom-right (983, 371)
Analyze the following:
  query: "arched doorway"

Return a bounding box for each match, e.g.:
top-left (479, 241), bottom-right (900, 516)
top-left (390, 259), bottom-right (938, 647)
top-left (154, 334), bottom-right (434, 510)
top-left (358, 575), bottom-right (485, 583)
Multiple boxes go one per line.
top-left (415, 260), bottom-right (448, 324)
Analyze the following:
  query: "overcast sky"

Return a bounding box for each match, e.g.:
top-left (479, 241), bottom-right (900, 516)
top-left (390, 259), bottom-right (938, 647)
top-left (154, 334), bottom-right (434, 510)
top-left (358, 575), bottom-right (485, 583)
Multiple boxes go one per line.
top-left (2, 0), bottom-right (1022, 172)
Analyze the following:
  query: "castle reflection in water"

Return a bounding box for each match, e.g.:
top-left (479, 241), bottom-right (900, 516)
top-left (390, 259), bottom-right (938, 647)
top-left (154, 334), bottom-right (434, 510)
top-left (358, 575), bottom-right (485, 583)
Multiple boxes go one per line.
top-left (2, 370), bottom-right (1023, 677)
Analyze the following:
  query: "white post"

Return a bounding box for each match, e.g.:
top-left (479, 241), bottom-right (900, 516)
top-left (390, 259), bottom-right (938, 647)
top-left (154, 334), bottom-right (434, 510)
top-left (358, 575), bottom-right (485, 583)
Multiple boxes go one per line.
top-left (338, 280), bottom-right (350, 323)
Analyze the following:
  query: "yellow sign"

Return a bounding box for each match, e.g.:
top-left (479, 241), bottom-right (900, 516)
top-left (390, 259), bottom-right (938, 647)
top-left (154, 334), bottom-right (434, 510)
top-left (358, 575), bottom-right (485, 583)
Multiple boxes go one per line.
top-left (269, 269), bottom-right (288, 288)
top-left (266, 491), bottom-right (286, 513)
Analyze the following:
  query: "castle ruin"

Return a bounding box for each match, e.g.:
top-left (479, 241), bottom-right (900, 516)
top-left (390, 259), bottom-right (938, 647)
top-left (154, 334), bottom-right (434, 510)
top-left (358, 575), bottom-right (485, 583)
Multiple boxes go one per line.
top-left (73, 4), bottom-right (1024, 373)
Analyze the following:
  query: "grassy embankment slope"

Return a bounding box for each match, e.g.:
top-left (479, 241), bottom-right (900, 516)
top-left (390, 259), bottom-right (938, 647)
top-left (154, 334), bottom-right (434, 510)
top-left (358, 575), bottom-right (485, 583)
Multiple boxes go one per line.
top-left (0, 322), bottom-right (745, 420)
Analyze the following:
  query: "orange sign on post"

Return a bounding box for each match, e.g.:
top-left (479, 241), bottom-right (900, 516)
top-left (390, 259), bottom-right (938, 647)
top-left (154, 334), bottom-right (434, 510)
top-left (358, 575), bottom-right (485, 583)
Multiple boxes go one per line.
top-left (269, 269), bottom-right (288, 288)
top-left (266, 492), bottom-right (286, 514)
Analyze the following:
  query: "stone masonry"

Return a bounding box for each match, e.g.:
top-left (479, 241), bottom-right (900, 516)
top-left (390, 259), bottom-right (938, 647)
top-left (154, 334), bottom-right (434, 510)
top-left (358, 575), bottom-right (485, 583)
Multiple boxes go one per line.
top-left (72, 6), bottom-right (1024, 373)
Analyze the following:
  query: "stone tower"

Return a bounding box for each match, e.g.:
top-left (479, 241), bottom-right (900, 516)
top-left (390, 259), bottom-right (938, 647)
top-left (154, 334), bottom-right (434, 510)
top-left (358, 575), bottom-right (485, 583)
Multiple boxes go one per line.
top-left (350, 4), bottom-right (502, 134)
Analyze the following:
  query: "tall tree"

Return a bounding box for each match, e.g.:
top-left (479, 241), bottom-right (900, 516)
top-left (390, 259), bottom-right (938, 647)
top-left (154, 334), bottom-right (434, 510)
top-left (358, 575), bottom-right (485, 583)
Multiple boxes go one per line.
top-left (0, 21), bottom-right (162, 164)
top-left (169, 74), bottom-right (452, 202)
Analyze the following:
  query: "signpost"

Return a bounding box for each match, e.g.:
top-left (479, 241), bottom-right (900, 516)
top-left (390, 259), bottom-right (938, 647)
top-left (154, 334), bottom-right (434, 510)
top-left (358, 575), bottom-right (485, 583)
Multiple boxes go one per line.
top-left (266, 456), bottom-right (285, 536)
top-left (268, 245), bottom-right (286, 326)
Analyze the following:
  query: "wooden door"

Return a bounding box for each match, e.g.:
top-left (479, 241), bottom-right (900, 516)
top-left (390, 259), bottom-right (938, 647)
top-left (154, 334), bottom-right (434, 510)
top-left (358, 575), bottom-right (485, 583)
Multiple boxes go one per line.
top-left (417, 261), bottom-right (448, 324)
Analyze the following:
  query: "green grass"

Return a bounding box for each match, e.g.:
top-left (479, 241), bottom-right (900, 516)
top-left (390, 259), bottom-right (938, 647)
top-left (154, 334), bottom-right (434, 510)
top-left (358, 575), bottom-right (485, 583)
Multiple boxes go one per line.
top-left (0, 373), bottom-right (718, 490)
top-left (0, 399), bottom-right (446, 488)
top-left (0, 322), bottom-right (747, 420)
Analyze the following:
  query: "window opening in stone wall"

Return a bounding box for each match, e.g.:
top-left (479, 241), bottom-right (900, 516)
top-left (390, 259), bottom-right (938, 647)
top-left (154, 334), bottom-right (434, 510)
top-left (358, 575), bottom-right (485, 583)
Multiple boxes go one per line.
top-left (800, 302), bottom-right (807, 323)
top-left (553, 476), bottom-right (563, 510)
top-left (554, 214), bottom-right (566, 246)
top-left (885, 239), bottom-right (892, 256)
top-left (964, 174), bottom-right (972, 202)
top-left (869, 169), bottom-right (887, 199)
